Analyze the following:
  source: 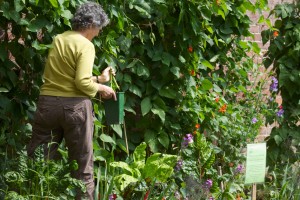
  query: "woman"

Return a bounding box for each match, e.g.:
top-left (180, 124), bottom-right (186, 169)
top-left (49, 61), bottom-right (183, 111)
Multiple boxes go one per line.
top-left (27, 2), bottom-right (115, 199)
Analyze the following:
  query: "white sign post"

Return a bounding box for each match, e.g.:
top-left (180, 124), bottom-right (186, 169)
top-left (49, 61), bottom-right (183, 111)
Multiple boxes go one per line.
top-left (245, 143), bottom-right (267, 200)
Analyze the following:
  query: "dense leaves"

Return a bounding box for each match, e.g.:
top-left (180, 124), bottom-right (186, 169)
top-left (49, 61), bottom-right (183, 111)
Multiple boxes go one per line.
top-left (262, 2), bottom-right (300, 167)
top-left (0, 0), bottom-right (273, 199)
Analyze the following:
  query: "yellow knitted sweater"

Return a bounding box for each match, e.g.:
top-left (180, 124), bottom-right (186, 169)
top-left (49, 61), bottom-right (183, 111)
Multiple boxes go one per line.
top-left (40, 31), bottom-right (98, 98)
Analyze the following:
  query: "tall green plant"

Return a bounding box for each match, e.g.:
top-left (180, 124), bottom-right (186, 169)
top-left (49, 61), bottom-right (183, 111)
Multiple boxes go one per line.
top-left (262, 2), bottom-right (300, 168)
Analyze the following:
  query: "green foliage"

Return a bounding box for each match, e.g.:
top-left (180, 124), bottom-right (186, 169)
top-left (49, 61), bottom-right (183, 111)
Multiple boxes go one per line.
top-left (0, 0), bottom-right (273, 199)
top-left (1, 149), bottom-right (85, 199)
top-left (262, 2), bottom-right (300, 169)
top-left (258, 163), bottom-right (300, 199)
top-left (110, 142), bottom-right (177, 192)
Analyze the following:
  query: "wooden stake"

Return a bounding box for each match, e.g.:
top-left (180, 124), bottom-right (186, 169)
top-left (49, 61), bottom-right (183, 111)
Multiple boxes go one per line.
top-left (251, 183), bottom-right (257, 200)
top-left (123, 122), bottom-right (129, 156)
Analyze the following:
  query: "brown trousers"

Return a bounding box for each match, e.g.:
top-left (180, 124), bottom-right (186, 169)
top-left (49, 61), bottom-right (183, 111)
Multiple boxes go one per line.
top-left (27, 95), bottom-right (95, 200)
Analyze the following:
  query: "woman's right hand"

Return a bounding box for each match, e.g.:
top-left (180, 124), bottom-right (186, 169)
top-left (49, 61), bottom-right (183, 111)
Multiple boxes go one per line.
top-left (98, 84), bottom-right (117, 100)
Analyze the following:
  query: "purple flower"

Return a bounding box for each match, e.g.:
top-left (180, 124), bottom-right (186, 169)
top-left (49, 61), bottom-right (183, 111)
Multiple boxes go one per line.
top-left (235, 164), bottom-right (244, 173)
top-left (202, 179), bottom-right (213, 190)
top-left (181, 134), bottom-right (194, 148)
top-left (209, 197), bottom-right (215, 200)
top-left (271, 76), bottom-right (278, 84)
top-left (175, 159), bottom-right (183, 171)
top-left (269, 97), bottom-right (274, 102)
top-left (251, 117), bottom-right (258, 124)
top-left (269, 76), bottom-right (278, 92)
top-left (109, 194), bottom-right (117, 200)
top-left (277, 109), bottom-right (284, 117)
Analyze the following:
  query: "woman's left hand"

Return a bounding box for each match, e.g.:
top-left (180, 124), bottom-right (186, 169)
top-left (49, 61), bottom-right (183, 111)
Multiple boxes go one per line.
top-left (98, 66), bottom-right (115, 83)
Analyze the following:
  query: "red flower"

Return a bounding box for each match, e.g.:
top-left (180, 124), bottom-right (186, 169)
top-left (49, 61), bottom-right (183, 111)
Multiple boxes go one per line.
top-left (188, 46), bottom-right (193, 53)
top-left (190, 70), bottom-right (196, 76)
top-left (273, 31), bottom-right (279, 37)
top-left (219, 104), bottom-right (227, 113)
top-left (215, 97), bottom-right (220, 103)
top-left (195, 124), bottom-right (200, 129)
top-left (279, 105), bottom-right (283, 109)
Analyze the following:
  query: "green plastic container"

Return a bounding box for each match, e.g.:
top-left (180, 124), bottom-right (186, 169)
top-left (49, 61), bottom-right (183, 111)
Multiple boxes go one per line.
top-left (103, 92), bottom-right (124, 125)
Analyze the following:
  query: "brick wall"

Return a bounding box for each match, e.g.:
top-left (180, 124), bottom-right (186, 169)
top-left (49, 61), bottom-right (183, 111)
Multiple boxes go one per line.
top-left (248, 0), bottom-right (295, 55)
top-left (247, 0), bottom-right (295, 141)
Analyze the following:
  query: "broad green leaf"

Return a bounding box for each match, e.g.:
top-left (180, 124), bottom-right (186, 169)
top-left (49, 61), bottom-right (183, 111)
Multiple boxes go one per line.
top-left (62, 10), bottom-right (73, 20)
top-left (48, 0), bottom-right (58, 8)
top-left (113, 174), bottom-right (139, 191)
top-left (144, 130), bottom-right (157, 144)
top-left (239, 41), bottom-right (249, 49)
top-left (209, 55), bottom-right (219, 63)
top-left (220, 26), bottom-right (233, 34)
top-left (100, 134), bottom-right (116, 145)
top-left (129, 85), bottom-right (142, 97)
top-left (251, 42), bottom-right (261, 54)
top-left (32, 40), bottom-right (52, 51)
top-left (158, 131), bottom-right (169, 149)
top-left (116, 139), bottom-right (128, 153)
top-left (153, 0), bottom-right (166, 3)
top-left (111, 124), bottom-right (122, 138)
top-left (133, 142), bottom-right (147, 163)
top-left (144, 130), bottom-right (159, 152)
top-left (136, 64), bottom-right (150, 77)
top-left (141, 97), bottom-right (152, 116)
top-left (126, 59), bottom-right (139, 69)
top-left (201, 79), bottom-right (213, 90)
top-left (151, 108), bottom-right (165, 123)
top-left (153, 97), bottom-right (166, 110)
top-left (133, 3), bottom-right (151, 18)
top-left (14, 0), bottom-right (25, 12)
top-left (18, 18), bottom-right (29, 26)
top-left (143, 153), bottom-right (177, 182)
top-left (178, 55), bottom-right (186, 63)
top-left (213, 84), bottom-right (222, 93)
top-left (94, 148), bottom-right (111, 161)
top-left (159, 87), bottom-right (177, 99)
top-left (218, 9), bottom-right (225, 20)
top-left (10, 10), bottom-right (20, 23)
top-left (170, 67), bottom-right (180, 78)
top-left (162, 52), bottom-right (172, 66)
top-left (27, 18), bottom-right (50, 32)
top-left (0, 88), bottom-right (9, 93)
top-left (1, 2), bottom-right (10, 19)
top-left (238, 85), bottom-right (247, 93)
top-left (200, 59), bottom-right (214, 70)
top-left (110, 161), bottom-right (133, 175)
top-left (274, 135), bottom-right (283, 145)
top-left (201, 6), bottom-right (212, 21)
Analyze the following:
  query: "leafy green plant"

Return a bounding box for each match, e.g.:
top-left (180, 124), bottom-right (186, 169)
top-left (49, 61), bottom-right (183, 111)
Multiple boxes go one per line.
top-left (262, 1), bottom-right (300, 169)
top-left (1, 148), bottom-right (85, 199)
top-left (258, 163), bottom-right (300, 199)
top-left (109, 142), bottom-right (177, 199)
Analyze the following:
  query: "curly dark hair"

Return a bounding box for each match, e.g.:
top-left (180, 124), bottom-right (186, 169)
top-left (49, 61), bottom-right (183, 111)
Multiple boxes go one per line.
top-left (71, 2), bottom-right (109, 31)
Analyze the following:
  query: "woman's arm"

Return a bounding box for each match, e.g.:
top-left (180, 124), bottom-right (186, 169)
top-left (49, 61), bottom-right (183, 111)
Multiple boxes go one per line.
top-left (92, 66), bottom-right (115, 83)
